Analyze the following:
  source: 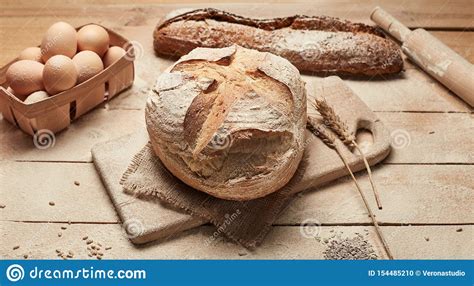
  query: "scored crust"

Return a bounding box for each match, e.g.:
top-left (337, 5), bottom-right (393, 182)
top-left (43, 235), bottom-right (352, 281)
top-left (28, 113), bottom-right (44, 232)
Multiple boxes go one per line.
top-left (153, 8), bottom-right (403, 76)
top-left (145, 45), bottom-right (307, 201)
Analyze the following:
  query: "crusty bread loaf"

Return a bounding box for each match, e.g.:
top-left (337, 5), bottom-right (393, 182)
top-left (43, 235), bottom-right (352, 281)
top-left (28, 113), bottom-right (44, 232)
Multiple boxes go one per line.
top-left (153, 8), bottom-right (403, 76)
top-left (145, 45), bottom-right (306, 201)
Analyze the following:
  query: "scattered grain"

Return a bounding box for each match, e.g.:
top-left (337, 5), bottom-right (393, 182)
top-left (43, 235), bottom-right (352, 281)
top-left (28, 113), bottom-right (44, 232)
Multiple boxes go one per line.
top-left (13, 245), bottom-right (20, 250)
top-left (49, 201), bottom-right (55, 206)
top-left (82, 236), bottom-right (89, 241)
top-left (58, 232), bottom-right (62, 237)
top-left (86, 239), bottom-right (93, 245)
top-left (74, 181), bottom-right (80, 186)
top-left (424, 237), bottom-right (430, 241)
top-left (0, 204), bottom-right (6, 209)
top-left (23, 254), bottom-right (28, 259)
top-left (105, 246), bottom-right (112, 251)
top-left (456, 228), bottom-right (463, 232)
top-left (61, 226), bottom-right (67, 230)
top-left (323, 235), bottom-right (378, 260)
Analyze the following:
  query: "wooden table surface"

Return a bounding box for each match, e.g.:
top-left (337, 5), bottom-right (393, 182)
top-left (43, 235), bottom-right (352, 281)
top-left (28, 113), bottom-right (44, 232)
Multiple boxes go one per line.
top-left (0, 0), bottom-right (473, 260)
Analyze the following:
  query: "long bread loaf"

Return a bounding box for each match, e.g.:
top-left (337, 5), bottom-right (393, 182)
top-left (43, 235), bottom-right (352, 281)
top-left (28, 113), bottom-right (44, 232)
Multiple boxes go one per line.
top-left (153, 8), bottom-right (403, 76)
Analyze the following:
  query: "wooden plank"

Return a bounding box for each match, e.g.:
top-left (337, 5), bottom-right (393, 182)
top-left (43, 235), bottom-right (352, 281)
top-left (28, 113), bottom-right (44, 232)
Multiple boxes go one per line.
top-left (1, 0), bottom-right (472, 31)
top-left (1, 222), bottom-right (471, 259)
top-left (0, 162), bottom-right (118, 223)
top-left (1, 162), bottom-right (471, 225)
top-left (1, 17), bottom-right (472, 113)
top-left (0, 109), bottom-right (144, 162)
top-left (2, 111), bottom-right (471, 163)
top-left (383, 225), bottom-right (473, 259)
top-left (379, 112), bottom-right (474, 164)
top-left (277, 164), bottom-right (474, 225)
top-left (341, 68), bottom-right (472, 112)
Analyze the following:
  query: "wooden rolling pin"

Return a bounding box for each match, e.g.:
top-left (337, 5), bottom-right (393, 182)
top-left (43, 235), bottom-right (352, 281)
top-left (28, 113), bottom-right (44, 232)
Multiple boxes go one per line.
top-left (371, 7), bottom-right (474, 107)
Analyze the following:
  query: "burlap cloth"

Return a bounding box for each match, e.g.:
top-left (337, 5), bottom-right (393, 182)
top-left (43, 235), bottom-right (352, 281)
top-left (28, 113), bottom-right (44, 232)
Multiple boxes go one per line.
top-left (120, 142), bottom-right (308, 248)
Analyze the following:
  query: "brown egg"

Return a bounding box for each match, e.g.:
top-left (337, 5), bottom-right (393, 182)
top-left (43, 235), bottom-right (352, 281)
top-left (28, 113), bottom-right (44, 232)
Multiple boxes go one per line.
top-left (19, 47), bottom-right (43, 63)
top-left (72, 51), bottom-right (104, 84)
top-left (24, 90), bottom-right (50, 104)
top-left (43, 55), bottom-right (77, 95)
top-left (103, 46), bottom-right (126, 68)
top-left (41, 22), bottom-right (77, 62)
top-left (6, 60), bottom-right (45, 100)
top-left (77, 25), bottom-right (110, 57)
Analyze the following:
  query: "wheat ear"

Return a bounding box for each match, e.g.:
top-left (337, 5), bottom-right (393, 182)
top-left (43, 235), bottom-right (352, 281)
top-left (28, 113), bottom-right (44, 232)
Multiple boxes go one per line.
top-left (313, 98), bottom-right (382, 210)
top-left (307, 117), bottom-right (393, 259)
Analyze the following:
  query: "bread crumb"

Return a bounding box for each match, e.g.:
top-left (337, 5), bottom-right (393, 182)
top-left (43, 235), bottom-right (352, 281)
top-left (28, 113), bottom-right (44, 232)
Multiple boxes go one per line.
top-left (0, 204), bottom-right (6, 209)
top-left (49, 201), bottom-right (55, 206)
top-left (23, 254), bottom-right (28, 259)
top-left (74, 181), bottom-right (80, 186)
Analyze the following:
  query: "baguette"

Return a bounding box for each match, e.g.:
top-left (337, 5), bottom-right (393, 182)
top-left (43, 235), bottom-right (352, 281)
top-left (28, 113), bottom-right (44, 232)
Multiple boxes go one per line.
top-left (154, 8), bottom-right (403, 76)
top-left (145, 45), bottom-right (306, 201)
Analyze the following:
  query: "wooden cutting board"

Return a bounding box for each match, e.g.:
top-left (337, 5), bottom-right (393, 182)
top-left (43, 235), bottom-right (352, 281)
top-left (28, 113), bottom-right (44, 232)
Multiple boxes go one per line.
top-left (91, 76), bottom-right (391, 244)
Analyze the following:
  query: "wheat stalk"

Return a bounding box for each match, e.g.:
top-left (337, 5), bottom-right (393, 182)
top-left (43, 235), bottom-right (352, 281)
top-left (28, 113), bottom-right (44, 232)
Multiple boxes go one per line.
top-left (307, 116), bottom-right (393, 259)
top-left (313, 98), bottom-right (383, 210)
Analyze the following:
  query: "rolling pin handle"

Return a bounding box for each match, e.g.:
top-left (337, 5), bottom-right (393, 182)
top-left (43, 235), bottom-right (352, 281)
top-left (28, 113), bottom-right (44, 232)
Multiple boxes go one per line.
top-left (370, 7), bottom-right (411, 42)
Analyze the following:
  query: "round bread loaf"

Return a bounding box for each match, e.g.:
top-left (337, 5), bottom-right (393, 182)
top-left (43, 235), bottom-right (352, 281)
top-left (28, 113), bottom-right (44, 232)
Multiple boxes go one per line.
top-left (145, 45), bottom-right (307, 200)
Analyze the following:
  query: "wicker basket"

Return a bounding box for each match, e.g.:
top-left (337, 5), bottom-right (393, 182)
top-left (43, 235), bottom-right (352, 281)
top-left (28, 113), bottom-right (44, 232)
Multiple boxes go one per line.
top-left (0, 24), bottom-right (135, 135)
